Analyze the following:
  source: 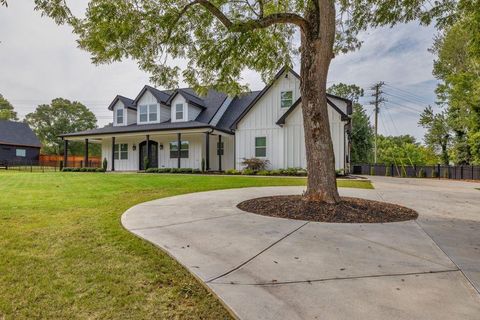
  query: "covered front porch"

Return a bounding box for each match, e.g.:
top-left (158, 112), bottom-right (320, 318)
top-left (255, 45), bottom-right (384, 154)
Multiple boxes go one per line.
top-left (63, 128), bottom-right (234, 172)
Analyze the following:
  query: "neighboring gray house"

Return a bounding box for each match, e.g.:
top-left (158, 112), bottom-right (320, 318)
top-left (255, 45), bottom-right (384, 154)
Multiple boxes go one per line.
top-left (61, 67), bottom-right (352, 172)
top-left (0, 120), bottom-right (42, 163)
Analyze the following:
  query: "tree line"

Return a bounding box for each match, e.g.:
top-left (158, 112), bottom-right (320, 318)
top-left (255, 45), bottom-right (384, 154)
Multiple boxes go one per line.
top-left (0, 95), bottom-right (100, 156)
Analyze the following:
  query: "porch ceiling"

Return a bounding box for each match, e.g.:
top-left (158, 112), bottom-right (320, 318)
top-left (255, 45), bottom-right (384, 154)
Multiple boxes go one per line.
top-left (63, 128), bottom-right (231, 141)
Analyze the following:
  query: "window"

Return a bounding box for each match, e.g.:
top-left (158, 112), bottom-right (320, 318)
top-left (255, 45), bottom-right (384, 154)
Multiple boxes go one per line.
top-left (255, 137), bottom-right (266, 157)
top-left (169, 141), bottom-right (189, 158)
top-left (281, 91), bottom-right (293, 108)
top-left (16, 148), bottom-right (26, 157)
top-left (114, 144), bottom-right (128, 160)
top-left (139, 105), bottom-right (148, 122)
top-left (116, 108), bottom-right (124, 124)
top-left (175, 103), bottom-right (184, 120)
top-left (148, 104), bottom-right (157, 122)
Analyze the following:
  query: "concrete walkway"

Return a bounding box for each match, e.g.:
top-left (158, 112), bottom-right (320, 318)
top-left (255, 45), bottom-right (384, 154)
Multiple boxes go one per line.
top-left (122, 177), bottom-right (480, 320)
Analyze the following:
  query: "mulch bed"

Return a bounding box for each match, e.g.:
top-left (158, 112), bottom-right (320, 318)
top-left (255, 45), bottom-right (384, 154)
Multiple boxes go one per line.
top-left (237, 195), bottom-right (418, 223)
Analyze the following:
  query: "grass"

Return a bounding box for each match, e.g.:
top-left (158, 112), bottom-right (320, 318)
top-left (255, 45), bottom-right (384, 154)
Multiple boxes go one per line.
top-left (0, 172), bottom-right (372, 319)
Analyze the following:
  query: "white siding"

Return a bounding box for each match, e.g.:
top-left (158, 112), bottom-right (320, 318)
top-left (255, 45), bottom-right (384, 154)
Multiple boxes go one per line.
top-left (188, 105), bottom-right (202, 121)
top-left (127, 109), bottom-right (136, 125)
top-left (171, 95), bottom-right (187, 122)
top-left (100, 132), bottom-right (230, 171)
top-left (137, 90), bottom-right (160, 124)
top-left (207, 134), bottom-right (235, 170)
top-left (112, 101), bottom-right (126, 127)
top-left (160, 104), bottom-right (171, 122)
top-left (235, 69), bottom-right (348, 171)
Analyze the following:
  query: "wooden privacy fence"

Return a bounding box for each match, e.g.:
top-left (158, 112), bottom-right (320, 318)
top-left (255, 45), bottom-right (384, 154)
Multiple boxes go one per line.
top-left (353, 164), bottom-right (480, 180)
top-left (39, 155), bottom-right (101, 168)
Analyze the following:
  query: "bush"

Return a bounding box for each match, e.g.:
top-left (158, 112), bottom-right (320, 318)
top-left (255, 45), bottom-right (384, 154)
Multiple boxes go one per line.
top-left (201, 158), bottom-right (206, 173)
top-left (102, 158), bottom-right (108, 171)
top-left (145, 168), bottom-right (158, 173)
top-left (143, 156), bottom-right (150, 171)
top-left (63, 167), bottom-right (102, 172)
top-left (192, 168), bottom-right (201, 174)
top-left (224, 169), bottom-right (241, 175)
top-left (270, 169), bottom-right (283, 176)
top-left (241, 158), bottom-right (270, 171)
top-left (242, 169), bottom-right (256, 175)
top-left (256, 170), bottom-right (271, 176)
top-left (418, 168), bottom-right (426, 178)
top-left (96, 167), bottom-right (106, 172)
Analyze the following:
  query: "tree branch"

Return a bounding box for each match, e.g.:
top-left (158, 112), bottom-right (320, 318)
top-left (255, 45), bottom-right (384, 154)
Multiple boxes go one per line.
top-left (172, 0), bottom-right (307, 34)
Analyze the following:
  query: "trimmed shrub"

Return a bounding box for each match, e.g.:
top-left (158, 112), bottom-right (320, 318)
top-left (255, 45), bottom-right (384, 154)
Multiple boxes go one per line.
top-left (192, 168), bottom-right (202, 174)
top-left (242, 169), bottom-right (256, 175)
top-left (145, 168), bottom-right (158, 173)
top-left (201, 158), bottom-right (205, 173)
top-left (241, 158), bottom-right (270, 171)
top-left (256, 170), bottom-right (271, 176)
top-left (102, 158), bottom-right (108, 171)
top-left (224, 169), bottom-right (241, 175)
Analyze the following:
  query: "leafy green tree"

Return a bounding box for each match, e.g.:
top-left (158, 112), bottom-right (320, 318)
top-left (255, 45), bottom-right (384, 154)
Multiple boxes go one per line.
top-left (24, 98), bottom-right (98, 156)
top-left (0, 94), bottom-right (18, 121)
top-left (419, 106), bottom-right (450, 164)
top-left (376, 135), bottom-right (438, 166)
top-left (26, 0), bottom-right (457, 203)
top-left (430, 6), bottom-right (480, 164)
top-left (328, 83), bottom-right (373, 164)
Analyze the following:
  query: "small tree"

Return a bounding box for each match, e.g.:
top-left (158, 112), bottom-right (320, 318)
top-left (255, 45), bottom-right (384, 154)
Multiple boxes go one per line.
top-left (28, 0), bottom-right (457, 203)
top-left (0, 94), bottom-right (18, 121)
top-left (24, 98), bottom-right (97, 155)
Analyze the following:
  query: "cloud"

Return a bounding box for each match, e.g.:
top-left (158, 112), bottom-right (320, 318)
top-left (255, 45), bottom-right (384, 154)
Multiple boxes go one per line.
top-left (0, 2), bottom-right (438, 141)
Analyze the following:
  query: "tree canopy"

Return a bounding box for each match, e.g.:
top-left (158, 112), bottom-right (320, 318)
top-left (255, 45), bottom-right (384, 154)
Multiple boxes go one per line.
top-left (27, 0), bottom-right (460, 94)
top-left (0, 94), bottom-right (18, 121)
top-left (24, 98), bottom-right (98, 155)
top-left (428, 3), bottom-right (480, 165)
top-left (328, 83), bottom-right (373, 164)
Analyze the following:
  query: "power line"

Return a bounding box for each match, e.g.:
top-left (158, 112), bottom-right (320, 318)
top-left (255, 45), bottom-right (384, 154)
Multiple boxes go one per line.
top-left (383, 91), bottom-right (430, 108)
top-left (384, 83), bottom-right (432, 104)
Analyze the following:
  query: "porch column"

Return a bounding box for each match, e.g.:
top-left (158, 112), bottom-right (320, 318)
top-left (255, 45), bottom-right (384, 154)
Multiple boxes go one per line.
top-left (177, 133), bottom-right (181, 168)
top-left (63, 139), bottom-right (68, 167)
top-left (111, 137), bottom-right (115, 172)
top-left (84, 139), bottom-right (89, 168)
top-left (146, 134), bottom-right (150, 169)
top-left (205, 132), bottom-right (210, 171)
top-left (218, 135), bottom-right (222, 171)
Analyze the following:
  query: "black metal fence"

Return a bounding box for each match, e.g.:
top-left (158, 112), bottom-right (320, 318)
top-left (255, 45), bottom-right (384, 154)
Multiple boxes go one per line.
top-left (352, 164), bottom-right (480, 180)
top-left (0, 159), bottom-right (100, 172)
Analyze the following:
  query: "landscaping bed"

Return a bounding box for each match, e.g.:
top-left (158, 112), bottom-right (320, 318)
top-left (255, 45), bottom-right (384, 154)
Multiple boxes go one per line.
top-left (237, 195), bottom-right (418, 223)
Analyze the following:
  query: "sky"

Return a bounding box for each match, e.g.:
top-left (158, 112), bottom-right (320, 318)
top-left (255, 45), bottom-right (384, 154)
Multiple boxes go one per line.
top-left (0, 1), bottom-right (440, 141)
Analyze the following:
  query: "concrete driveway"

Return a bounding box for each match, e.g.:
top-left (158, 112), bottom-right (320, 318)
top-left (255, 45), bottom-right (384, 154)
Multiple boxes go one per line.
top-left (122, 177), bottom-right (480, 320)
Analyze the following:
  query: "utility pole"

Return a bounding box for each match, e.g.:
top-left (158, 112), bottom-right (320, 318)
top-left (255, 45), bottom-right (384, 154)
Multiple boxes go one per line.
top-left (370, 82), bottom-right (385, 164)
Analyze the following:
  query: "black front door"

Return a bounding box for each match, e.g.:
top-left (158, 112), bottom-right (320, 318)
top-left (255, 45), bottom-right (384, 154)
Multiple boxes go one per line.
top-left (139, 140), bottom-right (158, 170)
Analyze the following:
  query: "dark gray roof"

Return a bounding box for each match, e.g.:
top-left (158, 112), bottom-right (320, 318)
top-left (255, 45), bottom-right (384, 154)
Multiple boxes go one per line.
top-left (0, 120), bottom-right (42, 147)
top-left (108, 95), bottom-right (136, 111)
top-left (60, 120), bottom-right (232, 138)
top-left (216, 91), bottom-right (262, 130)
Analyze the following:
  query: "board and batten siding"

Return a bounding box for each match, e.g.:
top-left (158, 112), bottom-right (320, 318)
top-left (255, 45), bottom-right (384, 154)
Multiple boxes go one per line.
top-left (235, 69), bottom-right (347, 171)
top-left (100, 132), bottom-right (234, 171)
top-left (136, 90), bottom-right (161, 124)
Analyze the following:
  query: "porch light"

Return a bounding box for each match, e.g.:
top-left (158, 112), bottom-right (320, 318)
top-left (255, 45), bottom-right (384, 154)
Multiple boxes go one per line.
top-left (159, 144), bottom-right (163, 150)
top-left (132, 144), bottom-right (136, 151)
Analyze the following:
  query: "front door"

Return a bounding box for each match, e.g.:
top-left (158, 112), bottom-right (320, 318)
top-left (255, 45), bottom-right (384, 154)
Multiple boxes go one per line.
top-left (139, 140), bottom-right (158, 170)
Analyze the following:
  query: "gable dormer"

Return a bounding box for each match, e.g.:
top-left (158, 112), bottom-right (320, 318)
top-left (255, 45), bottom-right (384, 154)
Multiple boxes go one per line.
top-left (108, 95), bottom-right (135, 127)
top-left (167, 89), bottom-right (206, 122)
top-left (133, 85), bottom-right (171, 124)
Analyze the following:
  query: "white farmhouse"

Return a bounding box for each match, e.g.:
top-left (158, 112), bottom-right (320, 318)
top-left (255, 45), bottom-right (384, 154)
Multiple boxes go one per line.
top-left (62, 67), bottom-right (352, 172)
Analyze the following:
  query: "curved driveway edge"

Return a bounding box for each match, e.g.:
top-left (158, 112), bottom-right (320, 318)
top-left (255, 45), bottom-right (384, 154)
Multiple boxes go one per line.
top-left (122, 178), bottom-right (480, 320)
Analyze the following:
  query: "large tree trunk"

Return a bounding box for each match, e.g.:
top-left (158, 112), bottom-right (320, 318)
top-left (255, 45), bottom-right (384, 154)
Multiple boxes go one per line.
top-left (300, 0), bottom-right (340, 203)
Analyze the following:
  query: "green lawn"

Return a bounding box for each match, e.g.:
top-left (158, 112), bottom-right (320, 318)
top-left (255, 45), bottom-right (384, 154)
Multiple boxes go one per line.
top-left (0, 172), bottom-right (372, 319)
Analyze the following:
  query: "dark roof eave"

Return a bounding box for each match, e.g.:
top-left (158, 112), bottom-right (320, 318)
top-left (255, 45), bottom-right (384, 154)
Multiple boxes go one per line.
top-left (59, 125), bottom-right (233, 138)
top-left (276, 97), bottom-right (349, 126)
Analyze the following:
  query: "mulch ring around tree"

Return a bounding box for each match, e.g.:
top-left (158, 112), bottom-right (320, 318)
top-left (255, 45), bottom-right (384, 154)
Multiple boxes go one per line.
top-left (237, 196), bottom-right (418, 223)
